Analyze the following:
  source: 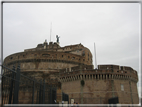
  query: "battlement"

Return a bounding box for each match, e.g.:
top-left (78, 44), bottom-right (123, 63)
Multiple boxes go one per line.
top-left (98, 65), bottom-right (134, 71)
top-left (59, 70), bottom-right (138, 83)
top-left (59, 64), bottom-right (138, 82)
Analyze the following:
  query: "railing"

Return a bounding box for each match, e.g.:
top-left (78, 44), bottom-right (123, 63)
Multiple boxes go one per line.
top-left (1, 64), bottom-right (57, 104)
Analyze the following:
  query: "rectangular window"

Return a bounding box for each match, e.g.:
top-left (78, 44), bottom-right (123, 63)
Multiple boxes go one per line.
top-left (121, 84), bottom-right (124, 91)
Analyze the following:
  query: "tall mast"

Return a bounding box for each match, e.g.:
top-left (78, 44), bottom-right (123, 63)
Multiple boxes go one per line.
top-left (94, 43), bottom-right (97, 69)
top-left (50, 22), bottom-right (52, 42)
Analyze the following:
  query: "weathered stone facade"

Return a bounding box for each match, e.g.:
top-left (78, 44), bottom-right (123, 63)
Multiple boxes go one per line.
top-left (3, 41), bottom-right (139, 104)
top-left (60, 65), bottom-right (139, 104)
top-left (4, 41), bottom-right (92, 73)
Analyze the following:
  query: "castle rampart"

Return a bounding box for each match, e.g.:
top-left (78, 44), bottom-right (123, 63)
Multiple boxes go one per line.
top-left (3, 41), bottom-right (139, 104)
top-left (59, 69), bottom-right (138, 83)
top-left (60, 64), bottom-right (138, 104)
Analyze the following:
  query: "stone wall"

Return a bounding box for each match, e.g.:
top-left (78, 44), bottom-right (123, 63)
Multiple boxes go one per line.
top-left (2, 42), bottom-right (139, 104)
top-left (4, 51), bottom-right (92, 70)
top-left (61, 68), bottom-right (139, 104)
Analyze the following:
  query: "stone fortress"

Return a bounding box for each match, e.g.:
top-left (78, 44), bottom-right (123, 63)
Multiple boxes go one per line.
top-left (3, 37), bottom-right (139, 104)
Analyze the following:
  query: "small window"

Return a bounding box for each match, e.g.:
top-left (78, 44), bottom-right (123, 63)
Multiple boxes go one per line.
top-left (11, 57), bottom-right (13, 59)
top-left (82, 51), bottom-right (85, 56)
top-left (121, 84), bottom-right (124, 91)
top-left (72, 57), bottom-right (75, 60)
top-left (68, 56), bottom-right (70, 58)
top-left (62, 55), bottom-right (63, 58)
top-left (42, 54), bottom-right (50, 57)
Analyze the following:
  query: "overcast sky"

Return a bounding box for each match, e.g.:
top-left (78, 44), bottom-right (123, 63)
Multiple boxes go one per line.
top-left (1, 3), bottom-right (141, 97)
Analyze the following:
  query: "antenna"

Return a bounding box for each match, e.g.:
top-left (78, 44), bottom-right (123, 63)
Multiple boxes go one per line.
top-left (94, 43), bottom-right (97, 69)
top-left (50, 22), bottom-right (52, 42)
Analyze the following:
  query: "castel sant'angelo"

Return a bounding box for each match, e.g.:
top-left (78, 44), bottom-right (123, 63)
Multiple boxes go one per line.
top-left (3, 36), bottom-right (139, 104)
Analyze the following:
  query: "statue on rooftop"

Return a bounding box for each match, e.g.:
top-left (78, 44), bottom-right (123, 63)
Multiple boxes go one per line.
top-left (56, 35), bottom-right (60, 43)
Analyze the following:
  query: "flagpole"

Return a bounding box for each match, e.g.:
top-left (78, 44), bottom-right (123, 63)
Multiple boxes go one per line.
top-left (50, 22), bottom-right (52, 42)
top-left (94, 43), bottom-right (97, 69)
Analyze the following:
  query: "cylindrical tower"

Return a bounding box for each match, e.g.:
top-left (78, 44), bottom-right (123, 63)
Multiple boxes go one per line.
top-left (3, 41), bottom-right (93, 79)
top-left (60, 65), bottom-right (139, 104)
